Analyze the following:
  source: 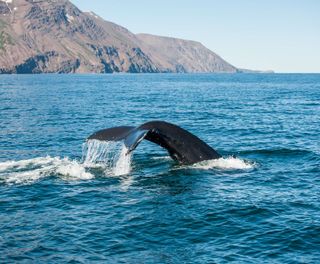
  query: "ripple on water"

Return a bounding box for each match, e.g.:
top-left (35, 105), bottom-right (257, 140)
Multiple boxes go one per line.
top-left (1, 74), bottom-right (320, 263)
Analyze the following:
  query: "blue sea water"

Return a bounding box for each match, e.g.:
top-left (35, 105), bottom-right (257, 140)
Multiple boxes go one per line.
top-left (0, 73), bottom-right (319, 263)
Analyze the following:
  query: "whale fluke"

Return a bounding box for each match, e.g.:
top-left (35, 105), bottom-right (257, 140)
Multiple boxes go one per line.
top-left (87, 121), bottom-right (221, 165)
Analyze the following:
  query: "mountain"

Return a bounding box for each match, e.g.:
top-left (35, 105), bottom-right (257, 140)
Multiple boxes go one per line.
top-left (137, 34), bottom-right (238, 73)
top-left (0, 0), bottom-right (239, 73)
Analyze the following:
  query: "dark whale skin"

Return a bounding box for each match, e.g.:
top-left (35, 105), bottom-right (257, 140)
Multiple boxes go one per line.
top-left (87, 121), bottom-right (221, 165)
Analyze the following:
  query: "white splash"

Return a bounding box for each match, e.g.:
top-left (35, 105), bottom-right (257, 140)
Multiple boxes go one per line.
top-left (0, 156), bottom-right (56, 172)
top-left (192, 156), bottom-right (255, 170)
top-left (82, 140), bottom-right (132, 176)
top-left (82, 140), bottom-right (115, 166)
top-left (113, 146), bottom-right (132, 176)
top-left (0, 156), bottom-right (93, 185)
top-left (0, 139), bottom-right (133, 185)
top-left (56, 160), bottom-right (93, 180)
top-left (151, 156), bottom-right (171, 160)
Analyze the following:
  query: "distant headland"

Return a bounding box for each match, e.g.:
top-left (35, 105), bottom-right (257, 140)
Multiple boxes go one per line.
top-left (0, 0), bottom-right (271, 74)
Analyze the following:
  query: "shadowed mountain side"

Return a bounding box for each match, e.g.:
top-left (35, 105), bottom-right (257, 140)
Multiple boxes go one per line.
top-left (0, 0), bottom-right (243, 73)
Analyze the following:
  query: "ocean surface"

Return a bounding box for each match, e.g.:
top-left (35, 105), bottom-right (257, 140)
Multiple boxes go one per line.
top-left (0, 74), bottom-right (319, 263)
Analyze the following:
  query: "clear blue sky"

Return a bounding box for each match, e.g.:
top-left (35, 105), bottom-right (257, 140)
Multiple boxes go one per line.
top-left (71, 0), bottom-right (320, 73)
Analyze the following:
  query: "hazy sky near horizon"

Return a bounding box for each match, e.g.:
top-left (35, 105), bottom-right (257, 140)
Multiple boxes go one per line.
top-left (71, 0), bottom-right (319, 73)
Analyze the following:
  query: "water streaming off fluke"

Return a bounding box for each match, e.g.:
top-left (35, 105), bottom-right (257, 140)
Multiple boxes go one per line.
top-left (0, 140), bottom-right (133, 184)
top-left (82, 139), bottom-right (132, 176)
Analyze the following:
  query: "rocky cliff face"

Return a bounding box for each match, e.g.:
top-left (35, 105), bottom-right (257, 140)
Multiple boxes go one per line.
top-left (0, 0), bottom-right (239, 73)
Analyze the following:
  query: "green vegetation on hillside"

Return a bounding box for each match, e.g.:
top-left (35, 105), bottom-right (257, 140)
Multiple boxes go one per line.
top-left (0, 31), bottom-right (13, 50)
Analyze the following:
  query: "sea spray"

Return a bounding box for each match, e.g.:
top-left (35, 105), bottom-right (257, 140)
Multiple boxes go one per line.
top-left (0, 140), bottom-right (133, 184)
top-left (192, 156), bottom-right (255, 170)
top-left (0, 156), bottom-right (93, 184)
top-left (113, 146), bottom-right (132, 176)
top-left (82, 139), bottom-right (132, 175)
top-left (56, 160), bottom-right (93, 180)
top-left (82, 140), bottom-right (118, 166)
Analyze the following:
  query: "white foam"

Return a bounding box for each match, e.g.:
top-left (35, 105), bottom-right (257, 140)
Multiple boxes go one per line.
top-left (0, 156), bottom-right (93, 185)
top-left (56, 160), bottom-right (93, 180)
top-left (4, 168), bottom-right (48, 185)
top-left (192, 156), bottom-right (255, 170)
top-left (151, 156), bottom-right (171, 160)
top-left (0, 156), bottom-right (57, 172)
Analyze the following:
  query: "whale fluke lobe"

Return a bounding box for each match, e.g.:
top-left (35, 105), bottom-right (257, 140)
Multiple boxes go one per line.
top-left (87, 121), bottom-right (221, 165)
top-left (87, 126), bottom-right (135, 141)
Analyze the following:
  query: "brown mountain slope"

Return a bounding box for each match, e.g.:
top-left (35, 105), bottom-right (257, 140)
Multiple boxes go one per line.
top-left (137, 34), bottom-right (238, 73)
top-left (0, 0), bottom-right (240, 73)
top-left (0, 0), bottom-right (158, 73)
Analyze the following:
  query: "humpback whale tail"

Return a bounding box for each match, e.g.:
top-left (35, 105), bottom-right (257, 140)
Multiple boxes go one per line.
top-left (87, 121), bottom-right (221, 165)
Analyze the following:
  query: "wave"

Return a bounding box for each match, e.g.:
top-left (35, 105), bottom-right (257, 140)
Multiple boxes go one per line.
top-left (0, 140), bottom-right (256, 184)
top-left (0, 156), bottom-right (93, 185)
top-left (151, 156), bottom-right (172, 160)
top-left (0, 140), bottom-right (133, 185)
top-left (191, 156), bottom-right (255, 170)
